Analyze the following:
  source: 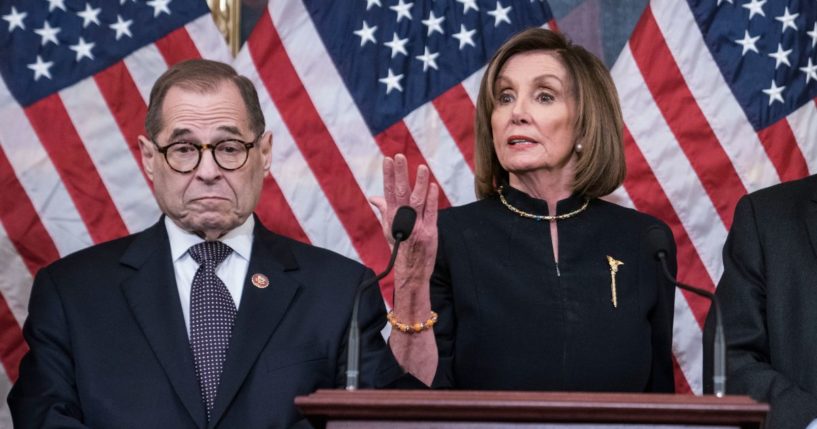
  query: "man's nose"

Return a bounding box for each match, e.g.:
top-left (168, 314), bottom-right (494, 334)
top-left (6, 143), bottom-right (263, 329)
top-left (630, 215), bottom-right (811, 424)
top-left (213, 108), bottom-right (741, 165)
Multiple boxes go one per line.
top-left (195, 148), bottom-right (222, 180)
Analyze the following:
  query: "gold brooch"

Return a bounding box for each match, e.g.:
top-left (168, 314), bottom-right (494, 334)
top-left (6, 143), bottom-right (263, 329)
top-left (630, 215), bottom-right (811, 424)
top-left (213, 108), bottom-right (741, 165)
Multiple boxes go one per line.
top-left (607, 256), bottom-right (624, 308)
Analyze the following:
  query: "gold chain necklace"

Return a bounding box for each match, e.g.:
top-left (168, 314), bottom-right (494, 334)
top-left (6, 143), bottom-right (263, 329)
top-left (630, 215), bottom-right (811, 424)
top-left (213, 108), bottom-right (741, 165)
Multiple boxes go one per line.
top-left (497, 186), bottom-right (589, 221)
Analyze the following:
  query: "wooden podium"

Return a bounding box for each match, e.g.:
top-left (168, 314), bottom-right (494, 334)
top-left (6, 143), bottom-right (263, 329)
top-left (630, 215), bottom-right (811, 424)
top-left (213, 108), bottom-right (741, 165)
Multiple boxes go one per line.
top-left (295, 389), bottom-right (768, 428)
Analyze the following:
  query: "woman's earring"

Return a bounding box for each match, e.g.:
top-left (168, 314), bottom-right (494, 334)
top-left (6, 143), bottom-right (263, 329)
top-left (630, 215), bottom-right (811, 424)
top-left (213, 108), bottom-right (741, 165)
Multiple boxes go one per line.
top-left (575, 143), bottom-right (583, 153)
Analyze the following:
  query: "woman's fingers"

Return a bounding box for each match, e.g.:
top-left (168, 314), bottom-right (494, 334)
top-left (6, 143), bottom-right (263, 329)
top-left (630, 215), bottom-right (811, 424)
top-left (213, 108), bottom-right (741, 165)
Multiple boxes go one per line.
top-left (424, 183), bottom-right (439, 226)
top-left (382, 156), bottom-right (397, 210)
top-left (393, 154), bottom-right (411, 206)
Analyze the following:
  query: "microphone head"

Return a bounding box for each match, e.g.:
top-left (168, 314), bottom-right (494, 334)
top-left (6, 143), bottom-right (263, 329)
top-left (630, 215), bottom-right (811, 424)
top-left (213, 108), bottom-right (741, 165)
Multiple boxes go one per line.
top-left (646, 225), bottom-right (670, 260)
top-left (392, 206), bottom-right (417, 241)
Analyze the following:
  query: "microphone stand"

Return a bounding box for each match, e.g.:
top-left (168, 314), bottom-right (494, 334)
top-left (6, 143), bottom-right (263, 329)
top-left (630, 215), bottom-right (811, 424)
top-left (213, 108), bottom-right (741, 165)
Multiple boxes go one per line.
top-left (346, 206), bottom-right (416, 390)
top-left (345, 237), bottom-right (406, 390)
top-left (656, 251), bottom-right (726, 397)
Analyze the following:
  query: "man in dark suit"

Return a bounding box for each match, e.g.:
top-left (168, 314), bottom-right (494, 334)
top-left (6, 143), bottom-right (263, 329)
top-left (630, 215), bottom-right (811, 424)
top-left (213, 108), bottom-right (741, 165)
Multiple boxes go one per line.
top-left (8, 59), bottom-right (436, 428)
top-left (705, 175), bottom-right (817, 429)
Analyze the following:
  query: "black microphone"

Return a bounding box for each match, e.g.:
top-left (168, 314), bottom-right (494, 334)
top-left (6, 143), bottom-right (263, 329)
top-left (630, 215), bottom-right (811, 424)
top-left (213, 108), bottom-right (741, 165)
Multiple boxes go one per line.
top-left (346, 206), bottom-right (417, 390)
top-left (646, 226), bottom-right (726, 397)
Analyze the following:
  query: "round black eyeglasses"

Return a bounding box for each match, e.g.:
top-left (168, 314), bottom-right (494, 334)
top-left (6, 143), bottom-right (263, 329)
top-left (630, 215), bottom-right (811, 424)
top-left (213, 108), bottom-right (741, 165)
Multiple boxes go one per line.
top-left (153, 136), bottom-right (259, 174)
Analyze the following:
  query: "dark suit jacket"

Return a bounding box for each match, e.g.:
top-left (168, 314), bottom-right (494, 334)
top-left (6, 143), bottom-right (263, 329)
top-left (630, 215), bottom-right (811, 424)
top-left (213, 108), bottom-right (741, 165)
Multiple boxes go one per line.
top-left (431, 188), bottom-right (676, 392)
top-left (704, 175), bottom-right (817, 429)
top-left (8, 218), bottom-right (406, 428)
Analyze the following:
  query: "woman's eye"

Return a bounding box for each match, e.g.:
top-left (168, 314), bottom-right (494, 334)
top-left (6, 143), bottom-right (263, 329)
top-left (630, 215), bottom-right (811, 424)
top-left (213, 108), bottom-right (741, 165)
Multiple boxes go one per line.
top-left (537, 92), bottom-right (554, 103)
top-left (497, 93), bottom-right (513, 104)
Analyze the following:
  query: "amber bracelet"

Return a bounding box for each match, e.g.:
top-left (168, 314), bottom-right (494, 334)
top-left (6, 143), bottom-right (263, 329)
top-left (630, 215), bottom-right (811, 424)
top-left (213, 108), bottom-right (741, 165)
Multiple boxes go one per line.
top-left (387, 311), bottom-right (438, 334)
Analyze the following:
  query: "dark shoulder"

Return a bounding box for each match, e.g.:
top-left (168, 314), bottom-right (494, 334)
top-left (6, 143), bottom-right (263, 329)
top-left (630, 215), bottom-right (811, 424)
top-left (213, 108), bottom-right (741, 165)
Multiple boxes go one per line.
top-left (257, 228), bottom-right (368, 274)
top-left (743, 175), bottom-right (816, 211)
top-left (592, 198), bottom-right (668, 230)
top-left (43, 232), bottom-right (141, 277)
top-left (438, 196), bottom-right (501, 227)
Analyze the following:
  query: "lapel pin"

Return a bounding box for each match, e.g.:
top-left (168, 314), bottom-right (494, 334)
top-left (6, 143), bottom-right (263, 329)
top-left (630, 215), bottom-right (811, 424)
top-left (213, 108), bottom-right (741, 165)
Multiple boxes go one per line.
top-left (251, 273), bottom-right (270, 289)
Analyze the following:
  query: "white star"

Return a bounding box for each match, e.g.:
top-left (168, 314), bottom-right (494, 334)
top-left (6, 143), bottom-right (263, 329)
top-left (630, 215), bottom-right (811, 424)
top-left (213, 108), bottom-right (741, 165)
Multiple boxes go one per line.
top-left (76, 3), bottom-right (101, 28)
top-left (767, 43), bottom-right (792, 69)
top-left (421, 11), bottom-right (445, 36)
top-left (415, 46), bottom-right (439, 72)
top-left (366, 0), bottom-right (381, 10)
top-left (717, 0), bottom-right (733, 5)
top-left (762, 80), bottom-right (785, 105)
top-left (34, 21), bottom-right (60, 46)
top-left (353, 20), bottom-right (377, 47)
top-left (2, 6), bottom-right (27, 32)
top-left (734, 30), bottom-right (760, 56)
top-left (808, 22), bottom-right (817, 48)
top-left (741, 0), bottom-right (765, 19)
top-left (456, 0), bottom-right (479, 14)
top-left (47, 0), bottom-right (67, 12)
top-left (120, 0), bottom-right (136, 4)
top-left (379, 68), bottom-right (404, 94)
top-left (775, 7), bottom-right (798, 33)
top-left (487, 1), bottom-right (512, 27)
top-left (452, 24), bottom-right (476, 49)
top-left (27, 55), bottom-right (53, 81)
top-left (146, 0), bottom-right (172, 17)
top-left (390, 0), bottom-right (413, 22)
top-left (69, 36), bottom-right (95, 61)
top-left (801, 58), bottom-right (817, 84)
top-left (109, 14), bottom-right (133, 40)
top-left (383, 33), bottom-right (409, 58)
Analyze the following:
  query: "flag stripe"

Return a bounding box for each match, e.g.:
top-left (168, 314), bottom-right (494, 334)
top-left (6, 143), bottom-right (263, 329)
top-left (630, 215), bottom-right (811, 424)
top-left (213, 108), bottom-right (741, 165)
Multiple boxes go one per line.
top-left (615, 46), bottom-right (726, 287)
top-left (247, 12), bottom-right (390, 277)
top-left (234, 47), bottom-right (361, 262)
top-left (788, 99), bottom-right (817, 173)
top-left (0, 145), bottom-right (60, 274)
top-left (185, 14), bottom-right (233, 64)
top-left (24, 94), bottom-right (130, 244)
top-left (432, 84), bottom-right (477, 171)
top-left (94, 61), bottom-right (150, 174)
top-left (756, 118), bottom-right (809, 183)
top-left (622, 126), bottom-right (713, 328)
top-left (671, 289), bottom-right (705, 395)
top-left (403, 103), bottom-right (476, 206)
top-left (650, 0), bottom-right (780, 193)
top-left (671, 354), bottom-right (694, 395)
top-left (124, 44), bottom-right (169, 104)
top-left (0, 84), bottom-right (92, 257)
top-left (0, 292), bottom-right (26, 382)
top-left (374, 121), bottom-right (454, 210)
top-left (60, 79), bottom-right (160, 234)
top-left (154, 27), bottom-right (203, 66)
top-left (256, 175), bottom-right (311, 244)
top-left (0, 222), bottom-right (34, 327)
top-left (629, 7), bottom-right (745, 229)
top-left (460, 66), bottom-right (485, 105)
top-left (268, 0), bottom-right (419, 206)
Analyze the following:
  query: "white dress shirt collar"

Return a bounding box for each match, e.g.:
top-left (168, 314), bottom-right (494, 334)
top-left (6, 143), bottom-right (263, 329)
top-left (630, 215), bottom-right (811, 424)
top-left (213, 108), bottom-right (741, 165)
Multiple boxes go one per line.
top-left (165, 215), bottom-right (254, 262)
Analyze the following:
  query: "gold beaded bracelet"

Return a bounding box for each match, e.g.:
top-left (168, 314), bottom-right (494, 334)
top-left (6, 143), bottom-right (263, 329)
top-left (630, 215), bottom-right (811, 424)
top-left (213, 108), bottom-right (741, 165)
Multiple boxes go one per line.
top-left (387, 311), bottom-right (438, 334)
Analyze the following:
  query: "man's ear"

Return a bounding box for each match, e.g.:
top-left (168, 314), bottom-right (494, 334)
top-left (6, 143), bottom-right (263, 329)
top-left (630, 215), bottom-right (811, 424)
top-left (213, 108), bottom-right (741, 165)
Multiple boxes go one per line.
top-left (138, 135), bottom-right (155, 181)
top-left (259, 131), bottom-right (272, 171)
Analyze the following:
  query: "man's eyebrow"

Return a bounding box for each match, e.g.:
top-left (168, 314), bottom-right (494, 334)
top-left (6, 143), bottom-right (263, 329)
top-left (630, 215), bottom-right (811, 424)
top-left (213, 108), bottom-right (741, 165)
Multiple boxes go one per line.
top-left (167, 128), bottom-right (192, 141)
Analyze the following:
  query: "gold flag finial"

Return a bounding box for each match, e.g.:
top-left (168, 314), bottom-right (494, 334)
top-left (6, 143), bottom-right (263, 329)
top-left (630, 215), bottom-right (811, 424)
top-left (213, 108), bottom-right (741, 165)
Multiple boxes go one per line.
top-left (208, 0), bottom-right (241, 57)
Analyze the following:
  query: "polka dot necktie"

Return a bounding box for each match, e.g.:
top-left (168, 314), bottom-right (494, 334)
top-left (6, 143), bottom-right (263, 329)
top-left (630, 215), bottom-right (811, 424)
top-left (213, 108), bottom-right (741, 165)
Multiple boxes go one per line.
top-left (188, 241), bottom-right (236, 420)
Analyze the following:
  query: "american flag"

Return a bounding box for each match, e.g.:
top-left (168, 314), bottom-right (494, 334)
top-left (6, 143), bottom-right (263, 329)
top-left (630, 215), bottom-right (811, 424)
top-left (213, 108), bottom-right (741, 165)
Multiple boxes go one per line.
top-left (0, 0), bottom-right (815, 421)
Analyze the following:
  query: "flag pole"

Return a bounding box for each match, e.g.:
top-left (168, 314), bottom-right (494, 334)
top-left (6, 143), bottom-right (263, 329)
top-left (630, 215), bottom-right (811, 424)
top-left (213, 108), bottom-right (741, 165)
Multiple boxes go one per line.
top-left (207, 0), bottom-right (242, 57)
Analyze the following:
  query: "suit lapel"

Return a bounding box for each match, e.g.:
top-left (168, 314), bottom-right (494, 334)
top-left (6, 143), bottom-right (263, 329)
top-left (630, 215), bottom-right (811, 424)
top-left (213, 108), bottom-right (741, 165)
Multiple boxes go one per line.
top-left (119, 222), bottom-right (207, 429)
top-left (209, 223), bottom-right (302, 428)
